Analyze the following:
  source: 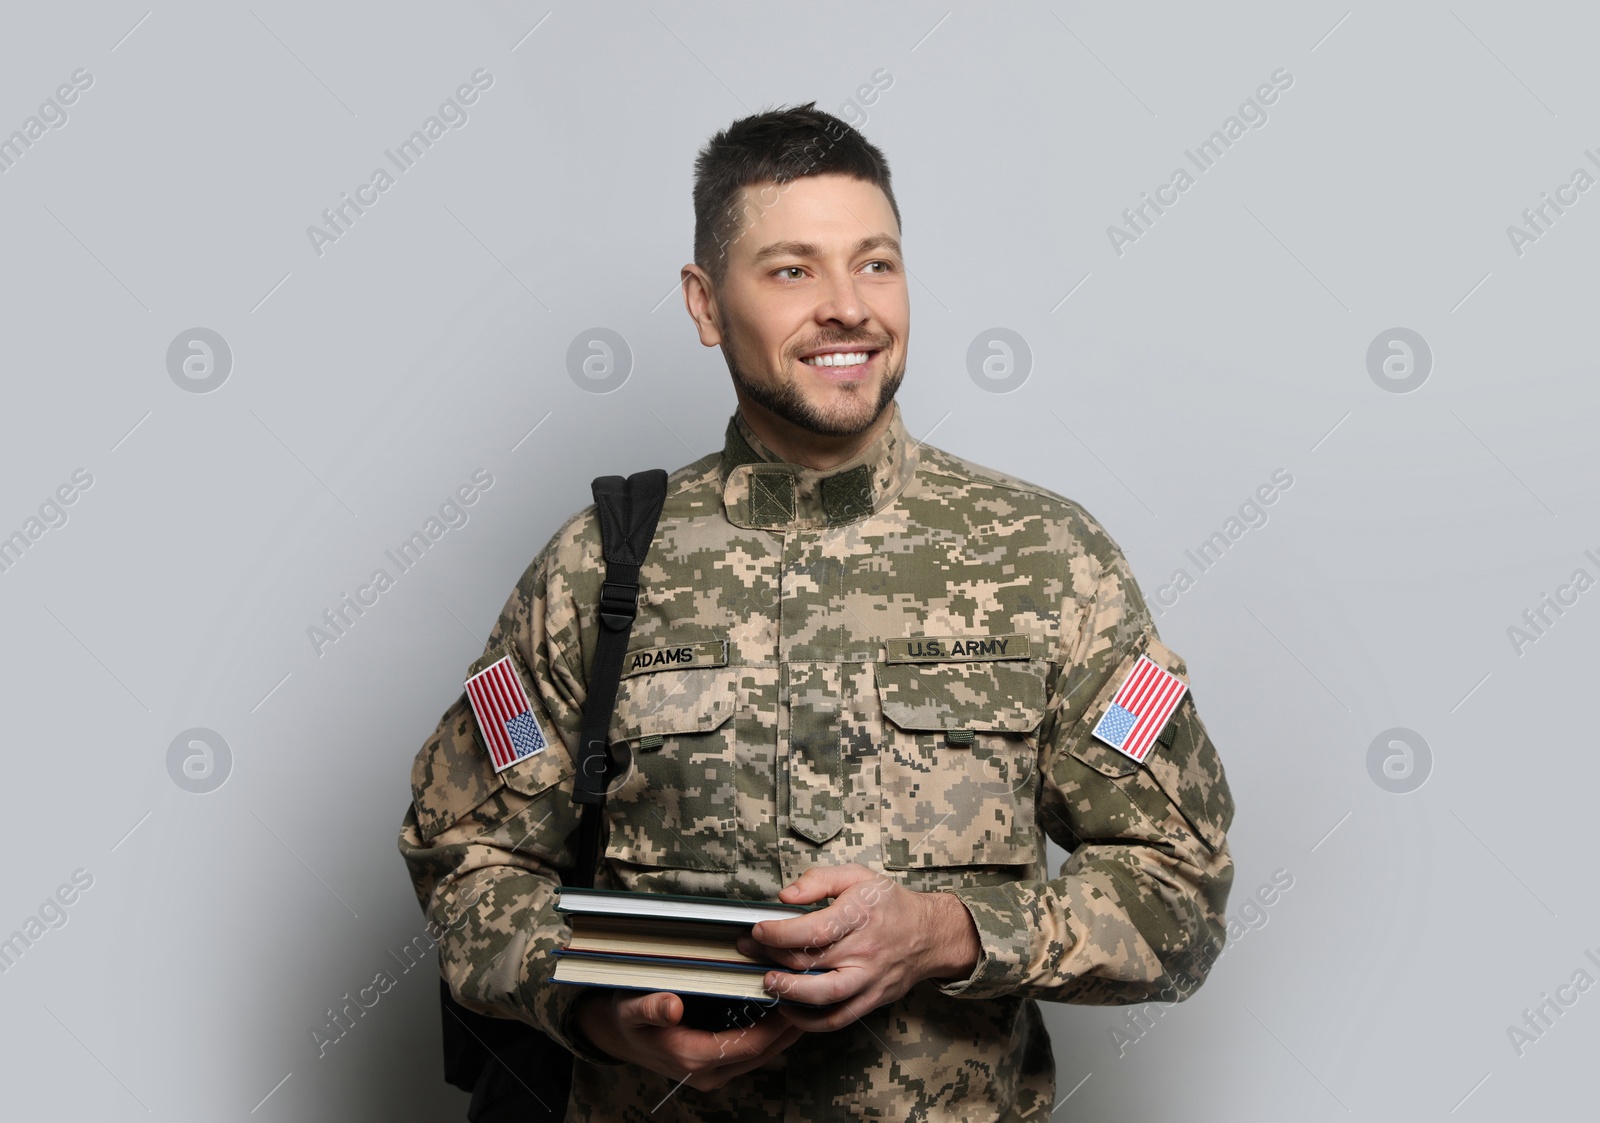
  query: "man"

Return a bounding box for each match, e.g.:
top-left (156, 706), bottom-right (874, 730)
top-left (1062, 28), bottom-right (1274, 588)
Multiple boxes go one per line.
top-left (399, 102), bottom-right (1234, 1121)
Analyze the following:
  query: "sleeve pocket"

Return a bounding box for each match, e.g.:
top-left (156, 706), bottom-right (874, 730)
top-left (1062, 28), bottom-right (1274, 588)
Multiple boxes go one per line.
top-left (1141, 700), bottom-right (1232, 852)
top-left (411, 641), bottom-right (576, 841)
top-left (1066, 635), bottom-right (1231, 853)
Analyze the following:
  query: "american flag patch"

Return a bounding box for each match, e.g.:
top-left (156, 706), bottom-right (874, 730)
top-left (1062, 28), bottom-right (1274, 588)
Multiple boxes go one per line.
top-left (465, 654), bottom-right (549, 772)
top-left (1091, 655), bottom-right (1188, 763)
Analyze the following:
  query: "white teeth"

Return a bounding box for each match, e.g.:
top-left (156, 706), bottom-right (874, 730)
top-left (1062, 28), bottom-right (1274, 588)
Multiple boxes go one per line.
top-left (803, 351), bottom-right (871, 367)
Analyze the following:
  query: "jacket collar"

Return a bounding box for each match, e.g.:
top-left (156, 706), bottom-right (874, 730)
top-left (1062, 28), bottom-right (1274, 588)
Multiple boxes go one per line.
top-left (719, 402), bottom-right (918, 530)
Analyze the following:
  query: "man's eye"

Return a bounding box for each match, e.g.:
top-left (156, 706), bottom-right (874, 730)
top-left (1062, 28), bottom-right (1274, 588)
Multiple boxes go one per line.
top-left (862, 260), bottom-right (893, 274)
top-left (775, 266), bottom-right (805, 280)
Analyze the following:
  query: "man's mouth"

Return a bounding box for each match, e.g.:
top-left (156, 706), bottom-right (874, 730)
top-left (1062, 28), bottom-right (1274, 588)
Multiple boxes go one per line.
top-left (799, 348), bottom-right (881, 375)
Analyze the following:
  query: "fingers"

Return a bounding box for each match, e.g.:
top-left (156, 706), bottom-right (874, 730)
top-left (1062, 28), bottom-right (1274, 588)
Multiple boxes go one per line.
top-left (764, 965), bottom-right (865, 1008)
top-left (736, 934), bottom-right (828, 970)
top-left (752, 895), bottom-right (870, 951)
top-left (775, 862), bottom-right (875, 906)
top-left (664, 1019), bottom-right (794, 1091)
top-left (619, 990), bottom-right (682, 1029)
top-left (660, 1008), bottom-right (793, 1068)
top-left (753, 867), bottom-right (892, 950)
top-left (708, 1018), bottom-right (802, 1066)
top-left (684, 1023), bottom-right (807, 1092)
top-left (601, 993), bottom-right (803, 1085)
top-left (703, 1012), bottom-right (793, 1059)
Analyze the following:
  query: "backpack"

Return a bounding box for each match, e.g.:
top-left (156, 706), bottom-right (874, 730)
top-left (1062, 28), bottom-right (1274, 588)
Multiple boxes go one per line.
top-left (439, 469), bottom-right (668, 1121)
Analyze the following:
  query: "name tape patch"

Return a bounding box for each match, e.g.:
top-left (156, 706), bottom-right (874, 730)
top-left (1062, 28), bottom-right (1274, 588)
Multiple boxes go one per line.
top-left (1091, 655), bottom-right (1188, 763)
top-left (464, 654), bottom-right (550, 772)
top-left (622, 639), bottom-right (728, 677)
top-left (884, 634), bottom-right (1031, 664)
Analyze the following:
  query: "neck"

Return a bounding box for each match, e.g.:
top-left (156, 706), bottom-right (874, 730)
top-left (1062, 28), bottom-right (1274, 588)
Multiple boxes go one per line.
top-left (733, 393), bottom-right (895, 471)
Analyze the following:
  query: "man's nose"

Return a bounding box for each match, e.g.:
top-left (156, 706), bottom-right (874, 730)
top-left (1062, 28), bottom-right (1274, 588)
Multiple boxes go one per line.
top-left (813, 269), bottom-right (868, 327)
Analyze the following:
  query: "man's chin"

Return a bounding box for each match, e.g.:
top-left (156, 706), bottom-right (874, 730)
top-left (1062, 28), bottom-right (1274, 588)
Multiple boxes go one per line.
top-left (734, 370), bottom-right (900, 440)
top-left (796, 390), bottom-right (887, 436)
top-left (779, 392), bottom-right (891, 439)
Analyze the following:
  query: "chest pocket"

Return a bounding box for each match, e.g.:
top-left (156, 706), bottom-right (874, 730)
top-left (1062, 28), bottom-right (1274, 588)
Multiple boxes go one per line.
top-left (875, 659), bottom-right (1047, 869)
top-left (604, 664), bottom-right (739, 871)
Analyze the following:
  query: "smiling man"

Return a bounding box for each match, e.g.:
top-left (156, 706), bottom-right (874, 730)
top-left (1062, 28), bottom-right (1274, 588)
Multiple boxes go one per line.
top-left (400, 103), bottom-right (1235, 1121)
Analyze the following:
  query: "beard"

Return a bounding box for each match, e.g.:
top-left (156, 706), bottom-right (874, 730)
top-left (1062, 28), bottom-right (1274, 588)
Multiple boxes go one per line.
top-left (724, 335), bottom-right (904, 438)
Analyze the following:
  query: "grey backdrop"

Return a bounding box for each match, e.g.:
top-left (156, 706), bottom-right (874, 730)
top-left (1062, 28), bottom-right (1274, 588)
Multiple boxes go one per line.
top-left (2, 2), bottom-right (1595, 1119)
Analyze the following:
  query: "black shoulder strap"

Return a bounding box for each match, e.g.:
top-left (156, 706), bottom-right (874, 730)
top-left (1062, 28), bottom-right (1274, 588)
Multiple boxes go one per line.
top-left (438, 468), bottom-right (667, 1100)
top-left (571, 468), bottom-right (668, 888)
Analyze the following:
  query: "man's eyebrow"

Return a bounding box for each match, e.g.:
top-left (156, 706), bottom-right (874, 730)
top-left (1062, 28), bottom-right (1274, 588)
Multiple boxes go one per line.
top-left (750, 234), bottom-right (903, 266)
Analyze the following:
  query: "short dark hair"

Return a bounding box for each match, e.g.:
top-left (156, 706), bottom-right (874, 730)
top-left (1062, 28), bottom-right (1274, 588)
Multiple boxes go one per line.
top-left (692, 101), bottom-right (901, 289)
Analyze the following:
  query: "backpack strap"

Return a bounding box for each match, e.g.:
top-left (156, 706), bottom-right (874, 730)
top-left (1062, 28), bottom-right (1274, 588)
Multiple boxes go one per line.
top-left (571, 469), bottom-right (668, 887)
top-left (437, 467), bottom-right (668, 1102)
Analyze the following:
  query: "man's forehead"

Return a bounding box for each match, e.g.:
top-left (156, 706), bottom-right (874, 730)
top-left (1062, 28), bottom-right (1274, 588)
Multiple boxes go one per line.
top-left (732, 174), bottom-right (900, 263)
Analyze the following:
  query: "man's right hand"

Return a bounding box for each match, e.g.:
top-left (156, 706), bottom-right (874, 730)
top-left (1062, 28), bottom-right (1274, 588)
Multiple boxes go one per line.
top-left (573, 989), bottom-right (804, 1092)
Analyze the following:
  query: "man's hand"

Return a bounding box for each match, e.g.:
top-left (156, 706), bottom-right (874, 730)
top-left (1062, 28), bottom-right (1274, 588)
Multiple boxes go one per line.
top-left (573, 989), bottom-right (804, 1092)
top-left (738, 864), bottom-right (981, 1033)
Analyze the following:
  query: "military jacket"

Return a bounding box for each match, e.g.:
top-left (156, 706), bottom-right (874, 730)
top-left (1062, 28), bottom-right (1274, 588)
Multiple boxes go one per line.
top-left (398, 402), bottom-right (1235, 1121)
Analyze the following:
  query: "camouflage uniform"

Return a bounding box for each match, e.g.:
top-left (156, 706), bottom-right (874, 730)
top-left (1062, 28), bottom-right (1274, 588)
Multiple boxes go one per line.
top-left (398, 402), bottom-right (1234, 1121)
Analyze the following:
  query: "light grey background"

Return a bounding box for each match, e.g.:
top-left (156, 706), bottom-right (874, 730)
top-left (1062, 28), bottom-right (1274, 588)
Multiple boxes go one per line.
top-left (1, 2), bottom-right (1594, 1119)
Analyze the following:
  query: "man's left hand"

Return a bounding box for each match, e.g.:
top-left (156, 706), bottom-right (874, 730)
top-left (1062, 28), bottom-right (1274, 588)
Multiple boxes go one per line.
top-left (736, 864), bottom-right (981, 1033)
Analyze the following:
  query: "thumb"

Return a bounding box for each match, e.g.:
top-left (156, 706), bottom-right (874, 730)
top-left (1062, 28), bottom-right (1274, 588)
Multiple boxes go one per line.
top-left (622, 990), bottom-right (683, 1029)
top-left (778, 862), bottom-right (874, 905)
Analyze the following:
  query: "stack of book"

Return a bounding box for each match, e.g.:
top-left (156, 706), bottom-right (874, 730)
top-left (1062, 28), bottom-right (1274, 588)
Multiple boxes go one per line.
top-left (550, 887), bottom-right (828, 1026)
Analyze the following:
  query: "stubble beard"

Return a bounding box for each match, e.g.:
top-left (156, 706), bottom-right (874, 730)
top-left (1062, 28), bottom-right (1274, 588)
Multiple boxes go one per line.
top-left (724, 330), bottom-right (904, 439)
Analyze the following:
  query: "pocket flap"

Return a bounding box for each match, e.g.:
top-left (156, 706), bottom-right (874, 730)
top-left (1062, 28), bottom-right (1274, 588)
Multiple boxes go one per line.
top-left (610, 665), bottom-right (737, 742)
top-left (498, 729), bottom-right (575, 798)
top-left (876, 660), bottom-right (1046, 732)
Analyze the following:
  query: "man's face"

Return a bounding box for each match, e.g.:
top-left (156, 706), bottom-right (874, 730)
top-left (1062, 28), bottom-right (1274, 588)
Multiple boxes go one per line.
top-left (708, 174), bottom-right (909, 439)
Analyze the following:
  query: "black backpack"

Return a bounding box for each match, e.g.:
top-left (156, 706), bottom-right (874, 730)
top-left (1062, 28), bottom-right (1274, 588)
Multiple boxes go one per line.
top-left (439, 469), bottom-right (668, 1121)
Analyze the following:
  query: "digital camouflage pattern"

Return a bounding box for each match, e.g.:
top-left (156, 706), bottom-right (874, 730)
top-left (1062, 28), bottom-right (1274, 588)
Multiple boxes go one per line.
top-left (397, 402), bottom-right (1235, 1120)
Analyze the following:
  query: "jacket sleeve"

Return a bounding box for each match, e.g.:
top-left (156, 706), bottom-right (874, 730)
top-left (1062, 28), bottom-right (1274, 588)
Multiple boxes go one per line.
top-left (395, 522), bottom-right (618, 1063)
top-left (939, 541), bottom-right (1235, 1005)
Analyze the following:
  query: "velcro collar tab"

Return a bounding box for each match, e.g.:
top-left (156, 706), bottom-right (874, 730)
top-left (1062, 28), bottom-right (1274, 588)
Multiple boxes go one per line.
top-left (748, 470), bottom-right (796, 527)
top-left (718, 403), bottom-right (917, 530)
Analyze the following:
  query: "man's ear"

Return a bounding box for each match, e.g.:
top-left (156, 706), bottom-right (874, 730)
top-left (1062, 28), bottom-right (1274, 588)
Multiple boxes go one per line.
top-left (681, 264), bottom-right (724, 347)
